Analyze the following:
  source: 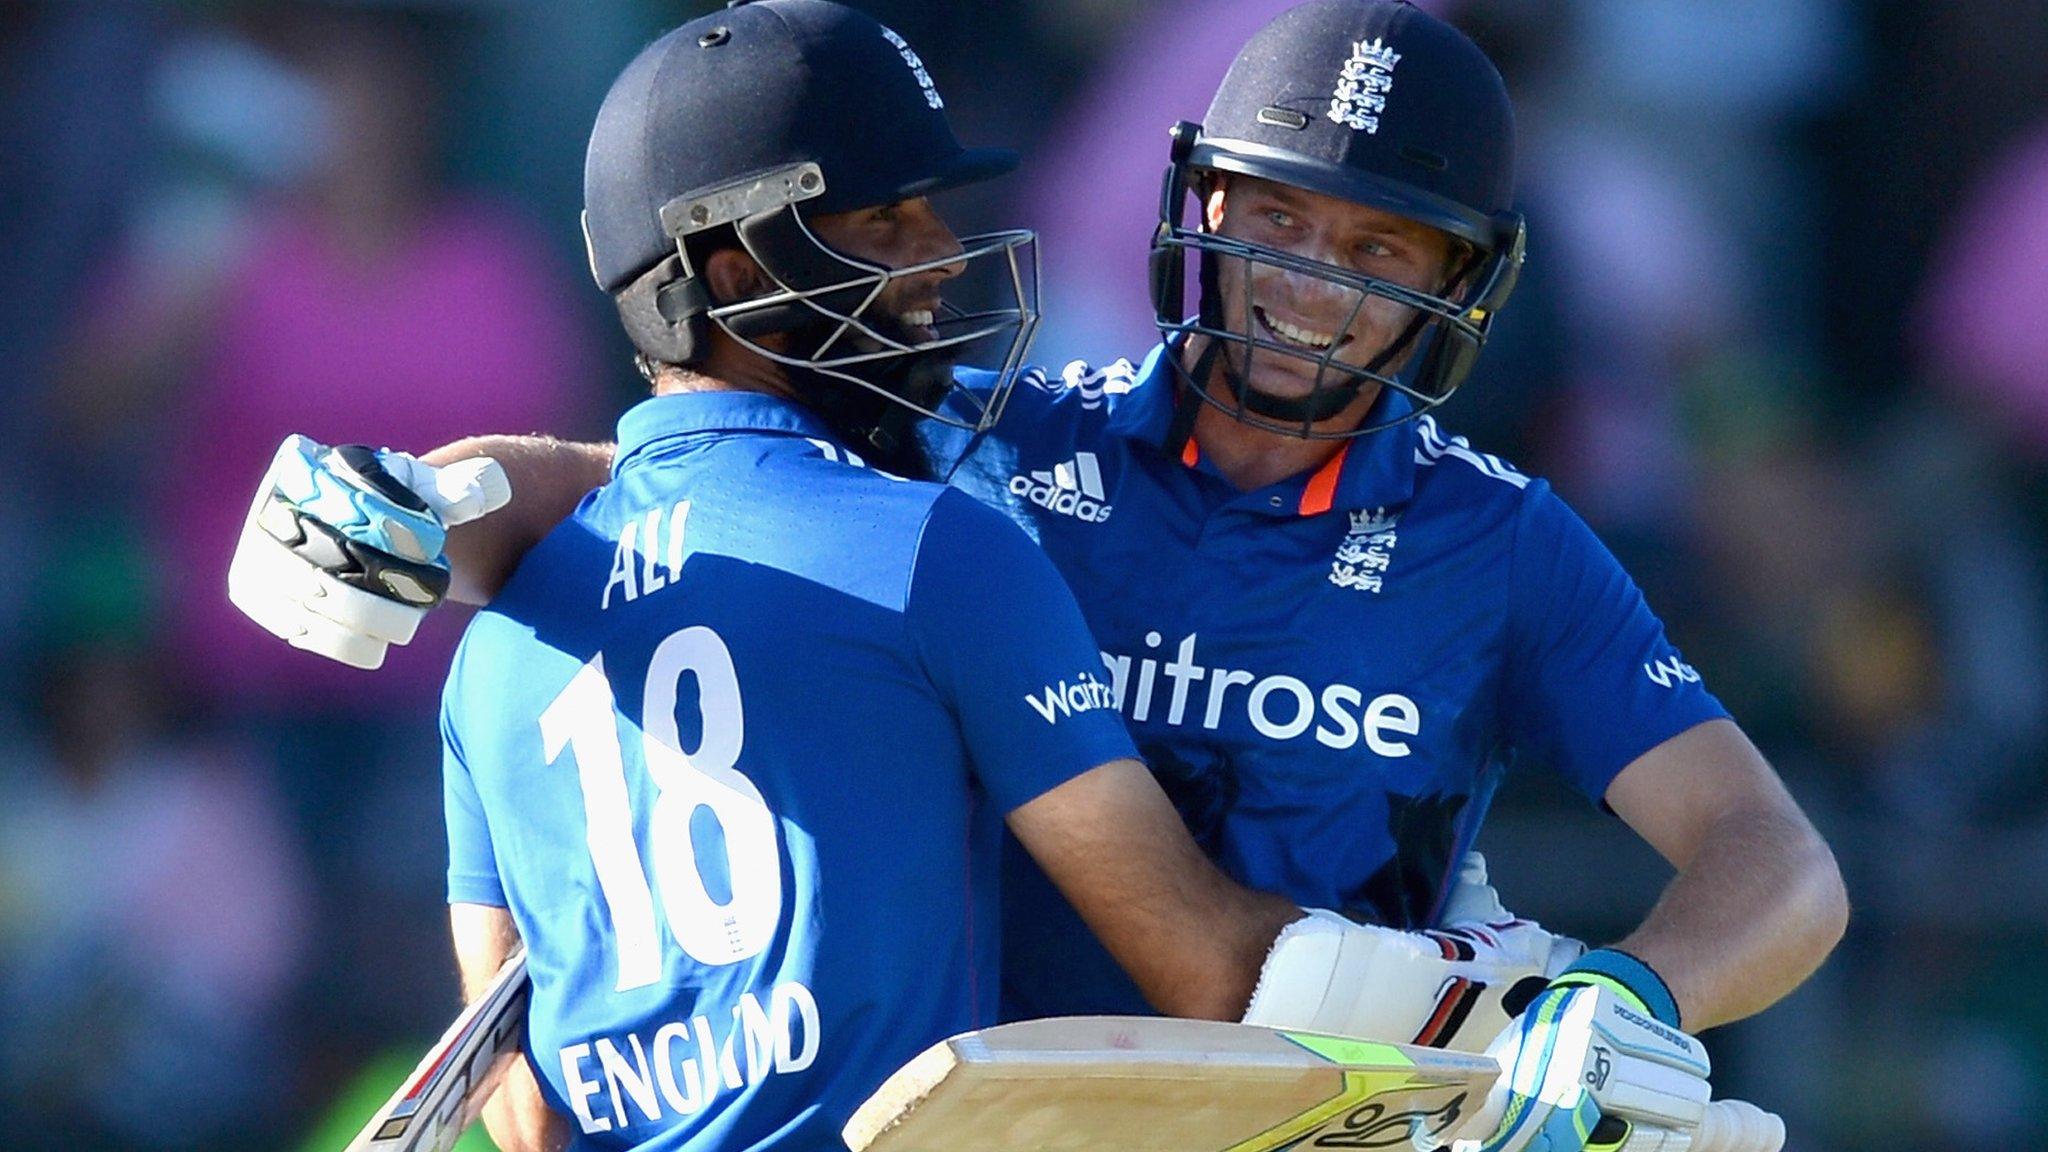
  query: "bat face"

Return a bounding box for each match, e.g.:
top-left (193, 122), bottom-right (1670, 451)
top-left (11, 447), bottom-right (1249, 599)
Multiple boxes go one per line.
top-left (348, 950), bottom-right (532, 1152)
top-left (843, 1017), bottom-right (1499, 1152)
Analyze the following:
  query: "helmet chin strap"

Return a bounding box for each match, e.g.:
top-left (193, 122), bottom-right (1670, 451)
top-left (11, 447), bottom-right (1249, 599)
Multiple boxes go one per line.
top-left (1165, 311), bottom-right (1420, 453)
top-left (1162, 339), bottom-right (1221, 461)
top-left (1234, 366), bottom-right (1366, 425)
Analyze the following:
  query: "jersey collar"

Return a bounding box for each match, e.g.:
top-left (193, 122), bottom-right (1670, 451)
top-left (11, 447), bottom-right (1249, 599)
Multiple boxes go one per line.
top-left (1108, 343), bottom-right (1420, 517)
top-left (613, 390), bottom-right (839, 476)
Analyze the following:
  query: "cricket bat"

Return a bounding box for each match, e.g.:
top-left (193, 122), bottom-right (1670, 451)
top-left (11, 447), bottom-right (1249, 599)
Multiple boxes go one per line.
top-left (844, 1016), bottom-right (1785, 1152)
top-left (344, 949), bottom-right (532, 1152)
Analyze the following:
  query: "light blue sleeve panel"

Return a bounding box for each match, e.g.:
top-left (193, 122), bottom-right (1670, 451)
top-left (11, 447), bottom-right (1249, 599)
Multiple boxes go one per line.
top-left (442, 666), bottom-right (506, 907)
top-left (1499, 481), bottom-right (1730, 802)
top-left (907, 487), bottom-right (1138, 815)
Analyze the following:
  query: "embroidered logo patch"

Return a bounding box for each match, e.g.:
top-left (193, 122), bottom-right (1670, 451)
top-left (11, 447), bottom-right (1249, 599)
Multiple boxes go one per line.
top-left (1328, 37), bottom-right (1401, 133)
top-left (1329, 506), bottom-right (1398, 592)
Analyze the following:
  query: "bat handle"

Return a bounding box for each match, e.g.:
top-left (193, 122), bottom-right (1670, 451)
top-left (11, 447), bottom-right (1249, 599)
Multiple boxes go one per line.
top-left (1691, 1099), bottom-right (1786, 1152)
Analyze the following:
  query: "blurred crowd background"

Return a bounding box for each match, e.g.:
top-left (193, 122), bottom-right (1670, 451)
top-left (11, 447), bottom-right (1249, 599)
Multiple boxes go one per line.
top-left (1, 1), bottom-right (2043, 1149)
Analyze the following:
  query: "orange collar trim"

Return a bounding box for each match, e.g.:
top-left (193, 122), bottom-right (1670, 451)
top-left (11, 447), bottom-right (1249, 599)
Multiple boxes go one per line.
top-left (1180, 435), bottom-right (1349, 516)
top-left (1298, 443), bottom-right (1351, 516)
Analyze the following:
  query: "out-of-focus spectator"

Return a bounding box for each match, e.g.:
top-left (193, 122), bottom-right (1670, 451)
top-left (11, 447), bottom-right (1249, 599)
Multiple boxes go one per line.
top-left (40, 8), bottom-right (606, 1089)
top-left (0, 643), bottom-right (311, 1151)
top-left (1822, 3), bottom-right (2048, 399)
top-left (1917, 122), bottom-right (2048, 458)
top-left (0, 4), bottom-right (160, 669)
top-left (52, 11), bottom-right (600, 711)
top-left (1856, 408), bottom-right (2048, 828)
top-left (1527, 0), bottom-right (1858, 346)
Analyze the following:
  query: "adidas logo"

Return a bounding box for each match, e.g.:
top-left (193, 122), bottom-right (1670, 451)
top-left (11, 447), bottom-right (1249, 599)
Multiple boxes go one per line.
top-left (1008, 452), bottom-right (1113, 523)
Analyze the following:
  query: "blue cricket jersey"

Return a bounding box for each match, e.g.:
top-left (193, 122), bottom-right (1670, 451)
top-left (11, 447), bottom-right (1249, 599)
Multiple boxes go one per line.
top-left (441, 392), bottom-right (1136, 1151)
top-left (945, 346), bottom-right (1728, 1019)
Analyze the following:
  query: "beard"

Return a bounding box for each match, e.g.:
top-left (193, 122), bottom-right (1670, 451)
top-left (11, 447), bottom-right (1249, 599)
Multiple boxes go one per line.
top-left (780, 311), bottom-right (962, 482)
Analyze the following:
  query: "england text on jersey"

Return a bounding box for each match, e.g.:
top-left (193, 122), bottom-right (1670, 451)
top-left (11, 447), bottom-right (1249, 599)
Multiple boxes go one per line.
top-left (556, 982), bottom-right (820, 1135)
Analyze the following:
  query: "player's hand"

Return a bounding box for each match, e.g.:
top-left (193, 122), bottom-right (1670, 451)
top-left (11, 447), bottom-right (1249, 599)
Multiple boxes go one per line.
top-left (1427, 851), bottom-right (1588, 1049)
top-left (1242, 897), bottom-right (1584, 1052)
top-left (227, 434), bottom-right (510, 669)
top-left (1441, 850), bottom-right (1557, 928)
top-left (1463, 959), bottom-right (1709, 1152)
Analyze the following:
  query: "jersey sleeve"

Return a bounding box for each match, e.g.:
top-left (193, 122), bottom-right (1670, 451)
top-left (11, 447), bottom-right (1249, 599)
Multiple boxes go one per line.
top-left (1499, 481), bottom-right (1730, 802)
top-left (441, 694), bottom-right (507, 907)
top-left (907, 487), bottom-right (1139, 814)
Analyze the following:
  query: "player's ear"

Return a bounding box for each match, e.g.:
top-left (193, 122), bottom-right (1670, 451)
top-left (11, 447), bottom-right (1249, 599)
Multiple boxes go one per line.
top-left (702, 247), bottom-right (776, 307)
top-left (1202, 173), bottom-right (1230, 233)
top-left (1439, 238), bottom-right (1479, 302)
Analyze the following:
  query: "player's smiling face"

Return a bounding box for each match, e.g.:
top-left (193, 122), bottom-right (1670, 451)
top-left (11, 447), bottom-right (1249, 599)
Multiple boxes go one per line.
top-left (807, 196), bottom-right (967, 343)
top-left (1204, 174), bottom-right (1455, 403)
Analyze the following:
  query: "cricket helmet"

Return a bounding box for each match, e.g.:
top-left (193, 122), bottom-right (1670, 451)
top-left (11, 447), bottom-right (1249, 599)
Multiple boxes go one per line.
top-left (1150, 0), bottom-right (1524, 439)
top-left (583, 0), bottom-right (1040, 451)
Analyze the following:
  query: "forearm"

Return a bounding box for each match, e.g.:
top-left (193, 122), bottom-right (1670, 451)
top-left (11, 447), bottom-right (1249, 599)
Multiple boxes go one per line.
top-left (482, 1061), bottom-right (573, 1152)
top-left (422, 436), bottom-right (617, 603)
top-left (1007, 759), bottom-right (1299, 1021)
top-left (1612, 804), bottom-right (1847, 1030)
top-left (1102, 855), bottom-right (1300, 1021)
top-left (449, 904), bottom-right (573, 1152)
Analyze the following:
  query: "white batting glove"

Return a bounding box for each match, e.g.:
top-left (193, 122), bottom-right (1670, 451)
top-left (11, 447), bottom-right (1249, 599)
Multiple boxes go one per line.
top-left (227, 435), bottom-right (509, 669)
top-left (1459, 957), bottom-right (1710, 1152)
top-left (1243, 864), bottom-right (1585, 1053)
top-left (1431, 850), bottom-right (1590, 1046)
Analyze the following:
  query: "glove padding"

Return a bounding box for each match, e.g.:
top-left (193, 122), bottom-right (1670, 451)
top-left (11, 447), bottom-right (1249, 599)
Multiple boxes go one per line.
top-left (227, 435), bottom-right (509, 669)
top-left (1462, 979), bottom-right (1710, 1152)
top-left (1242, 855), bottom-right (1586, 1053)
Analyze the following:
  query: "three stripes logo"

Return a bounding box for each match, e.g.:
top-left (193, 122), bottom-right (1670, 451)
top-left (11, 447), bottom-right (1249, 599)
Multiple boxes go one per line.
top-left (1009, 452), bottom-right (1114, 523)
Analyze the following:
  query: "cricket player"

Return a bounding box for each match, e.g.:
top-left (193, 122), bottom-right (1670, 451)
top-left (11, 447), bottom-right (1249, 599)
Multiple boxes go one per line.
top-left (234, 3), bottom-right (1844, 1150)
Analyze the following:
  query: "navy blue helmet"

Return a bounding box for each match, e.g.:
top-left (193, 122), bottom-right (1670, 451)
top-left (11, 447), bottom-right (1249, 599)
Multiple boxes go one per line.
top-left (583, 0), bottom-right (1039, 451)
top-left (1151, 0), bottom-right (1524, 439)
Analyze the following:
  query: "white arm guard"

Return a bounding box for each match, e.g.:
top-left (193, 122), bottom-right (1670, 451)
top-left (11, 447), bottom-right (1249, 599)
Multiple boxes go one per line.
top-left (1242, 907), bottom-right (1583, 1052)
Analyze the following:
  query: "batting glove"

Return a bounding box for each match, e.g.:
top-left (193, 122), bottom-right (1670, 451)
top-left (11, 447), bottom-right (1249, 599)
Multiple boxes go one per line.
top-left (227, 434), bottom-right (509, 669)
top-left (1242, 877), bottom-right (1585, 1054)
top-left (1461, 951), bottom-right (1709, 1152)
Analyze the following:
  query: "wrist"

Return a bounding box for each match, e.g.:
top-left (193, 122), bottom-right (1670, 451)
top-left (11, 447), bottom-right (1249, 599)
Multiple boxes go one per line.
top-left (1550, 947), bottom-right (1681, 1028)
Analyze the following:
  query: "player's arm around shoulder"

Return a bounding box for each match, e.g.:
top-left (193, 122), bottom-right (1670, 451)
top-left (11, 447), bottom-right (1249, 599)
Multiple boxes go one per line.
top-left (422, 435), bottom-right (616, 603)
top-left (1007, 760), bottom-right (1300, 1020)
top-left (1602, 717), bottom-right (1849, 1031)
top-left (229, 432), bottom-right (614, 670)
top-left (450, 904), bottom-right (572, 1152)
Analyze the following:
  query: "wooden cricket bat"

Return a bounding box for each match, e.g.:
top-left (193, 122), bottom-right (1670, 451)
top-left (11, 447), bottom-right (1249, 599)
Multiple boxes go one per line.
top-left (846, 1016), bottom-right (1493, 1152)
top-left (344, 949), bottom-right (532, 1152)
top-left (844, 1017), bottom-right (1785, 1152)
